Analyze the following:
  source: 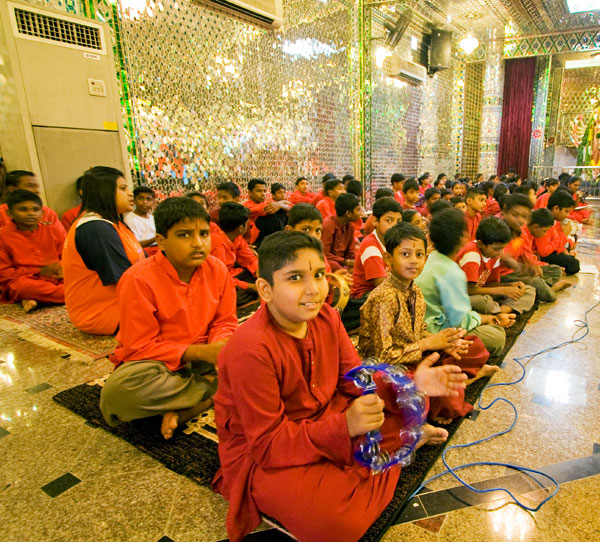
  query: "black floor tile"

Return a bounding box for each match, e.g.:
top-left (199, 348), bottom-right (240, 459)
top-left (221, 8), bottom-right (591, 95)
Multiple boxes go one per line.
top-left (157, 537), bottom-right (175, 542)
top-left (465, 409), bottom-right (480, 421)
top-left (41, 473), bottom-right (81, 498)
top-left (0, 427), bottom-right (9, 438)
top-left (395, 496), bottom-right (428, 524)
top-left (25, 382), bottom-right (53, 394)
top-left (217, 528), bottom-right (295, 541)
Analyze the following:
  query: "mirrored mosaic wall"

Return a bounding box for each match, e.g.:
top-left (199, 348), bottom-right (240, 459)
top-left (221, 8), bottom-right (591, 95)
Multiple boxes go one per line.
top-left (25, 0), bottom-right (461, 199)
top-left (557, 66), bottom-right (600, 147)
top-left (461, 61), bottom-right (484, 178)
top-left (367, 15), bottom-right (456, 197)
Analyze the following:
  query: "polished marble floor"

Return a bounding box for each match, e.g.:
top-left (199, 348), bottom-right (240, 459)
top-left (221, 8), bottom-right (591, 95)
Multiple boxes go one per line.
top-left (1, 213), bottom-right (599, 542)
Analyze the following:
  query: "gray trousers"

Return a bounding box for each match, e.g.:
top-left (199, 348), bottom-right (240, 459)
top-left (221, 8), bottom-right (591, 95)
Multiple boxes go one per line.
top-left (99, 360), bottom-right (216, 427)
top-left (470, 284), bottom-right (536, 315)
top-left (469, 324), bottom-right (506, 358)
top-left (500, 264), bottom-right (562, 302)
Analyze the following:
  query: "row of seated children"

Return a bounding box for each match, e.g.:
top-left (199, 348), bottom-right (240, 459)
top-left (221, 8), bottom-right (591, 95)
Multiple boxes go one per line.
top-left (1, 167), bottom-right (586, 541)
top-left (92, 198), bottom-right (470, 542)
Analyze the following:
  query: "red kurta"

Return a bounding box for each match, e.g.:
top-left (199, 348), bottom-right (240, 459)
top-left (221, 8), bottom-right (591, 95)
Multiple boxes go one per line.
top-left (213, 303), bottom-right (410, 542)
top-left (288, 190), bottom-right (317, 205)
top-left (60, 204), bottom-right (81, 232)
top-left (529, 221), bottom-right (568, 258)
top-left (483, 199), bottom-right (501, 217)
top-left (321, 216), bottom-right (356, 271)
top-left (465, 211), bottom-right (481, 241)
top-left (316, 197), bottom-right (336, 220)
top-left (243, 200), bottom-right (268, 244)
top-left (0, 203), bottom-right (65, 235)
top-left (110, 250), bottom-right (237, 371)
top-left (394, 191), bottom-right (405, 206)
top-left (210, 224), bottom-right (258, 289)
top-left (311, 189), bottom-right (326, 206)
top-left (0, 220), bottom-right (65, 303)
top-left (534, 192), bottom-right (550, 209)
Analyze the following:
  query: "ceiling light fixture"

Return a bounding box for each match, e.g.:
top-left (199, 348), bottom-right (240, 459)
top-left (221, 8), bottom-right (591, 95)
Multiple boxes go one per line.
top-left (459, 34), bottom-right (479, 54)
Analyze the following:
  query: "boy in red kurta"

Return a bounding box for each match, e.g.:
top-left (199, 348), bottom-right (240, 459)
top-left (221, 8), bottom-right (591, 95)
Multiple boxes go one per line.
top-left (288, 176), bottom-right (316, 205)
top-left (244, 179), bottom-right (290, 244)
top-left (527, 204), bottom-right (580, 275)
top-left (100, 197), bottom-right (237, 439)
top-left (210, 202), bottom-right (259, 305)
top-left (0, 190), bottom-right (65, 312)
top-left (0, 170), bottom-right (64, 233)
top-left (464, 187), bottom-right (486, 241)
top-left (316, 178), bottom-right (346, 220)
top-left (213, 231), bottom-right (467, 542)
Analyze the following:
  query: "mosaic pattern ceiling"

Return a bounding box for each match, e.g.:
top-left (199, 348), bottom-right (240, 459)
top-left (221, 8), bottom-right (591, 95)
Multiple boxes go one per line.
top-left (378, 1), bottom-right (600, 40)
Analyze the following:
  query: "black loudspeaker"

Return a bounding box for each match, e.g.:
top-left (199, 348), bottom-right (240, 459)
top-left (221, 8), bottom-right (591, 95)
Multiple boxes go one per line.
top-left (429, 29), bottom-right (452, 73)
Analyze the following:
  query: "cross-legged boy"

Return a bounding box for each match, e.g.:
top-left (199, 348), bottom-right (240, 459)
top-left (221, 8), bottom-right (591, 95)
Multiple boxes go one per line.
top-left (464, 187), bottom-right (487, 240)
top-left (316, 178), bottom-right (346, 220)
top-left (499, 194), bottom-right (570, 302)
top-left (213, 231), bottom-right (468, 542)
top-left (360, 222), bottom-right (493, 423)
top-left (124, 186), bottom-right (158, 255)
top-left (416, 208), bottom-right (513, 357)
top-left (0, 190), bottom-right (65, 312)
top-left (528, 192), bottom-right (580, 275)
top-left (244, 179), bottom-right (290, 245)
top-left (401, 178), bottom-right (421, 210)
top-left (457, 216), bottom-right (536, 316)
top-left (289, 176), bottom-right (316, 205)
top-left (0, 170), bottom-right (64, 233)
top-left (100, 197), bottom-right (237, 439)
top-left (210, 202), bottom-right (259, 305)
top-left (351, 197), bottom-right (402, 299)
top-left (254, 182), bottom-right (290, 246)
top-left (321, 193), bottom-right (360, 272)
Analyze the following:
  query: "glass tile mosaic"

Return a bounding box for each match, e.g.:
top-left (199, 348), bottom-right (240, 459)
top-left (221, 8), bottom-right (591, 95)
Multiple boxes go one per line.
top-left (461, 61), bottom-right (483, 178)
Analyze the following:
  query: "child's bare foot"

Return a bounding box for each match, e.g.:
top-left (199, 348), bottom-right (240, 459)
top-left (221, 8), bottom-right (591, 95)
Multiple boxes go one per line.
top-left (553, 280), bottom-right (572, 292)
top-left (431, 417), bottom-right (453, 425)
top-left (417, 423), bottom-right (448, 448)
top-left (467, 364), bottom-right (500, 385)
top-left (496, 313), bottom-right (516, 327)
top-left (160, 397), bottom-right (213, 440)
top-left (161, 411), bottom-right (180, 439)
top-left (499, 305), bottom-right (513, 314)
top-left (21, 299), bottom-right (38, 313)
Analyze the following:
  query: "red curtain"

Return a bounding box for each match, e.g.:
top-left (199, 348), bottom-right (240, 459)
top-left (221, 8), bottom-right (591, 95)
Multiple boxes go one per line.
top-left (497, 57), bottom-right (537, 179)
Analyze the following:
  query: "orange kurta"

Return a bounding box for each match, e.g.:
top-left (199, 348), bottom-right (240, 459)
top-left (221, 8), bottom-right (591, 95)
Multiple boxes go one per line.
top-left (110, 250), bottom-right (237, 371)
top-left (0, 220), bottom-right (65, 303)
top-left (289, 190), bottom-right (317, 205)
top-left (62, 214), bottom-right (144, 334)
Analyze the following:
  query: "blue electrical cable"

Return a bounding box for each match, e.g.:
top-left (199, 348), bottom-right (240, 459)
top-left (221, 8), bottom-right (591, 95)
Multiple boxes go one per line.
top-left (410, 298), bottom-right (600, 510)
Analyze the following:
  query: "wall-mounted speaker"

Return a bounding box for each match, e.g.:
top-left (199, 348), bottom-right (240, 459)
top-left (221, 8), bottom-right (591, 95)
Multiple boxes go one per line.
top-left (429, 29), bottom-right (452, 74)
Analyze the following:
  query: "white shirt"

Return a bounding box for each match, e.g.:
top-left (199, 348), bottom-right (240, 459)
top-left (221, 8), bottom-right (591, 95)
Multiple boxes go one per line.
top-left (124, 212), bottom-right (156, 245)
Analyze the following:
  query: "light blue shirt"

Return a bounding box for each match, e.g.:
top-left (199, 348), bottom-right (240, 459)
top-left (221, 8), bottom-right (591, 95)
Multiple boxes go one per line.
top-left (415, 250), bottom-right (481, 333)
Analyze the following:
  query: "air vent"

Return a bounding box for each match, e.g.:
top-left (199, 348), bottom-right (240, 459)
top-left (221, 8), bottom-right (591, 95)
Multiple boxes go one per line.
top-left (9, 2), bottom-right (106, 54)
